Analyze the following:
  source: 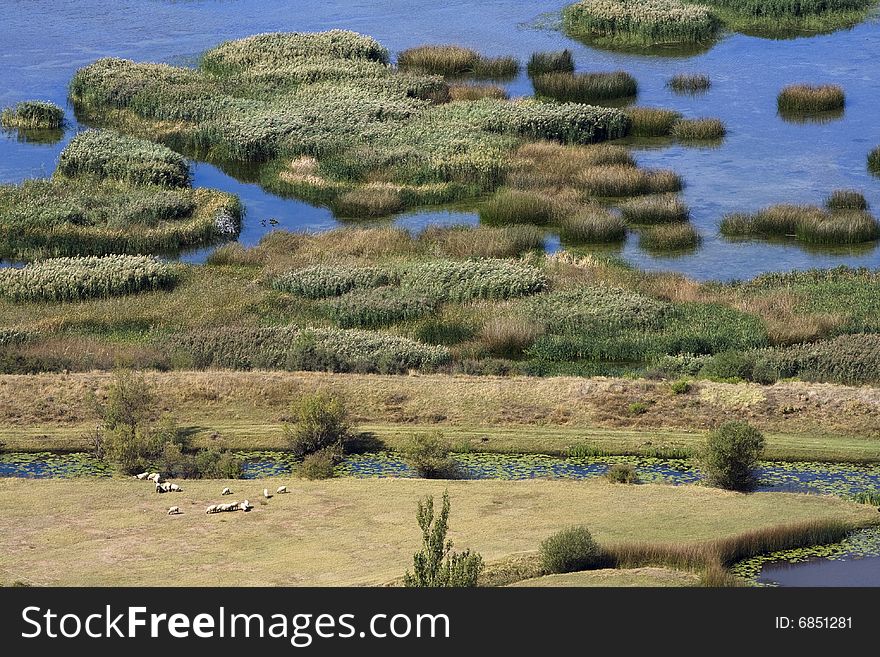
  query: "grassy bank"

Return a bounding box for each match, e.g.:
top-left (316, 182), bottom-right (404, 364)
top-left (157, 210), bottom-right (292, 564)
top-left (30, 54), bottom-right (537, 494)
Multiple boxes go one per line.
top-left (0, 477), bottom-right (874, 586)
top-left (511, 566), bottom-right (700, 587)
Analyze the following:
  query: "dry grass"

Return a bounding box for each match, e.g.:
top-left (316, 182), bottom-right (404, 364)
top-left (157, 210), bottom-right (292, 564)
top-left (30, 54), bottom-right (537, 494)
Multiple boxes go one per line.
top-left (511, 566), bottom-right (700, 587)
top-left (626, 107), bottom-right (682, 137)
top-left (577, 166), bottom-right (682, 197)
top-left (672, 117), bottom-right (726, 141)
top-left (0, 477), bottom-right (873, 586)
top-left (778, 84), bottom-right (845, 113)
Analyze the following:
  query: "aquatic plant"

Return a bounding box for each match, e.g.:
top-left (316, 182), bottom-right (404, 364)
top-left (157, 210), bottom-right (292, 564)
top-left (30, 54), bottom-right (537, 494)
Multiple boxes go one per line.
top-left (479, 188), bottom-right (557, 226)
top-left (667, 73), bottom-right (711, 93)
top-left (527, 285), bottom-right (669, 333)
top-left (563, 0), bottom-right (720, 46)
top-left (825, 189), bottom-right (868, 211)
top-left (526, 50), bottom-right (575, 77)
top-left (671, 117), bottom-right (726, 141)
top-left (706, 0), bottom-right (873, 19)
top-left (418, 224), bottom-right (544, 258)
top-left (272, 264), bottom-right (397, 299)
top-left (404, 431), bottom-right (457, 479)
top-left (620, 194), bottom-right (689, 224)
top-left (557, 207), bottom-right (627, 243)
top-left (868, 147), bottom-right (880, 176)
top-left (577, 166), bottom-right (683, 197)
top-left (397, 45), bottom-right (518, 79)
top-left (777, 84), bottom-right (845, 113)
top-left (57, 130), bottom-right (190, 188)
top-left (1, 101), bottom-right (64, 129)
top-left (479, 316), bottom-right (546, 357)
top-left (531, 71), bottom-right (638, 103)
top-left (606, 462), bottom-right (640, 483)
top-left (0, 255), bottom-right (177, 302)
top-left (720, 204), bottom-right (880, 246)
top-left (401, 259), bottom-right (547, 302)
top-left (625, 107), bottom-right (682, 137)
top-left (331, 185), bottom-right (405, 218)
top-left (639, 223), bottom-right (702, 251)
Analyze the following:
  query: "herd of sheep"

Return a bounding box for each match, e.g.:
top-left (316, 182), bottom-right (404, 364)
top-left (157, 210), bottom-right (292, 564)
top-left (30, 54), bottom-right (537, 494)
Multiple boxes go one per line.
top-left (134, 471), bottom-right (289, 517)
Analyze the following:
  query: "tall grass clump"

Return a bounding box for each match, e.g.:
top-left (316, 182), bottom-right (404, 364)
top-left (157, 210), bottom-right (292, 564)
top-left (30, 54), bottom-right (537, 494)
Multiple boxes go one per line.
top-left (640, 223), bottom-right (701, 251)
top-left (667, 73), bottom-right (711, 93)
top-left (402, 259), bottom-right (547, 301)
top-left (397, 45), bottom-right (517, 79)
top-left (557, 207), bottom-right (627, 243)
top-left (721, 204), bottom-right (880, 246)
top-left (868, 147), bottom-right (880, 176)
top-left (0, 255), bottom-right (177, 302)
top-left (532, 71), bottom-right (637, 103)
top-left (479, 188), bottom-right (556, 225)
top-left (825, 189), bottom-right (868, 211)
top-left (702, 421), bottom-right (765, 491)
top-left (620, 194), bottom-right (689, 223)
top-left (331, 186), bottom-right (404, 218)
top-left (323, 286), bottom-right (437, 328)
top-left (777, 84), bottom-right (845, 114)
top-left (798, 212), bottom-right (880, 245)
top-left (540, 526), bottom-right (602, 574)
top-left (671, 117), bottom-right (726, 141)
top-left (625, 107), bottom-right (682, 137)
top-left (563, 0), bottom-right (720, 46)
top-left (1, 101), bottom-right (64, 129)
top-left (605, 462), bottom-right (639, 483)
top-left (479, 316), bottom-right (546, 356)
top-left (578, 166), bottom-right (683, 197)
top-left (57, 130), bottom-right (190, 188)
top-left (272, 264), bottom-right (397, 299)
top-left (760, 333), bottom-right (880, 385)
top-left (527, 50), bottom-right (575, 77)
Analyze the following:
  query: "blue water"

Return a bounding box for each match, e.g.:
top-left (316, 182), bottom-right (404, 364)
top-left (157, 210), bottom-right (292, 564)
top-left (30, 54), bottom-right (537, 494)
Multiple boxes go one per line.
top-left (3, 1), bottom-right (880, 279)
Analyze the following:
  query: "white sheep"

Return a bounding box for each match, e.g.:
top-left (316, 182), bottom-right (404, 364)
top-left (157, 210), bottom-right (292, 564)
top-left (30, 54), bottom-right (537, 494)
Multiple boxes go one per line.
top-left (205, 504), bottom-right (218, 514)
top-left (168, 483), bottom-right (182, 492)
top-left (239, 500), bottom-right (252, 511)
top-left (135, 472), bottom-right (150, 480)
top-left (221, 487), bottom-right (232, 495)
top-left (167, 506), bottom-right (180, 515)
top-left (276, 486), bottom-right (288, 494)
top-left (263, 488), bottom-right (272, 499)
top-left (147, 473), bottom-right (162, 483)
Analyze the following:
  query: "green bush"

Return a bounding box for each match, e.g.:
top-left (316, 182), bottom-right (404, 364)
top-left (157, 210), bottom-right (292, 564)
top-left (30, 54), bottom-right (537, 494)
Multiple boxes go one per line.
top-left (402, 259), bottom-right (547, 302)
top-left (670, 379), bottom-right (692, 394)
top-left (272, 264), bottom-right (397, 299)
top-left (699, 350), bottom-right (757, 381)
top-left (606, 462), bottom-right (639, 483)
top-left (405, 431), bottom-right (457, 478)
top-left (1, 101), bottom-right (64, 129)
top-left (0, 255), bottom-right (178, 302)
top-left (299, 446), bottom-right (341, 479)
top-left (527, 50), bottom-right (575, 77)
top-left (403, 492), bottom-right (483, 587)
top-left (702, 421), bottom-right (765, 492)
top-left (284, 392), bottom-right (351, 458)
top-left (57, 130), bottom-right (190, 188)
top-left (540, 525), bottom-right (601, 574)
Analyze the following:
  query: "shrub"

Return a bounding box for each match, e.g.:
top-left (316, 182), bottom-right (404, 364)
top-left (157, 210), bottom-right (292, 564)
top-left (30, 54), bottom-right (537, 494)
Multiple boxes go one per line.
top-left (626, 107), bottom-right (682, 137)
top-left (405, 432), bottom-right (457, 478)
top-left (670, 379), bottom-right (692, 394)
top-left (671, 118), bottom-right (726, 141)
top-left (620, 194), bottom-right (689, 224)
top-left (331, 186), bottom-right (404, 218)
top-left (557, 208), bottom-right (627, 243)
top-left (606, 463), bottom-right (639, 483)
top-left (479, 188), bottom-right (556, 225)
top-left (777, 84), bottom-right (845, 113)
top-left (403, 492), bottom-right (483, 587)
top-left (668, 73), bottom-right (711, 93)
top-left (299, 446), bottom-right (341, 479)
top-left (402, 259), bottom-right (547, 301)
top-left (57, 130), bottom-right (190, 188)
top-left (284, 392), bottom-right (350, 458)
top-left (479, 316), bottom-right (545, 357)
top-left (563, 0), bottom-right (720, 46)
top-left (0, 255), bottom-right (178, 302)
top-left (532, 71), bottom-right (638, 103)
top-left (869, 147), bottom-right (880, 176)
top-left (448, 84), bottom-right (507, 101)
top-left (323, 286), bottom-right (437, 328)
top-left (826, 189), bottom-right (868, 211)
top-left (628, 401), bottom-right (649, 415)
top-left (527, 50), bottom-right (575, 77)
top-left (272, 264), bottom-right (396, 299)
top-left (1, 101), bottom-right (64, 129)
top-left (639, 223), bottom-right (701, 251)
top-left (702, 421), bottom-right (765, 492)
top-left (540, 526), bottom-right (601, 574)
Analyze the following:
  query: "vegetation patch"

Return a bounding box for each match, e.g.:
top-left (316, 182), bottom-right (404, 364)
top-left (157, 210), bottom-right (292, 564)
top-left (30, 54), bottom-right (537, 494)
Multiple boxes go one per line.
top-left (557, 208), bottom-right (627, 243)
top-left (0, 255), bottom-right (177, 302)
top-left (640, 223), bottom-right (702, 252)
top-left (826, 189), bottom-right (868, 211)
top-left (759, 333), bottom-right (880, 385)
top-left (526, 50), bottom-right (575, 77)
top-left (448, 84), bottom-right (508, 101)
top-left (668, 73), bottom-right (711, 93)
top-left (397, 45), bottom-right (518, 79)
top-left (721, 204), bottom-right (880, 246)
top-left (1, 101), bottom-right (64, 129)
top-left (869, 147), bottom-right (880, 176)
top-left (620, 194), bottom-right (689, 224)
top-left (323, 286), bottom-right (438, 328)
top-left (401, 259), bottom-right (547, 302)
top-left (479, 188), bottom-right (557, 226)
top-left (777, 84), bottom-right (845, 114)
top-left (531, 71), bottom-right (637, 103)
top-left (625, 107), bottom-right (682, 137)
top-left (272, 264), bottom-right (397, 299)
top-left (671, 117), bottom-right (726, 141)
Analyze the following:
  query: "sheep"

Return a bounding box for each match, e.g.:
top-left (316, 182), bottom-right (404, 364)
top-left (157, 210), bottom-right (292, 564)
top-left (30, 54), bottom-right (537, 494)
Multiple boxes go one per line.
top-left (263, 488), bottom-right (272, 499)
top-left (221, 487), bottom-right (232, 496)
top-left (156, 483), bottom-right (166, 494)
top-left (205, 505), bottom-right (218, 514)
top-left (147, 473), bottom-right (162, 483)
top-left (276, 486), bottom-right (288, 494)
top-left (167, 506), bottom-right (181, 515)
top-left (206, 502), bottom-right (246, 514)
top-left (239, 500), bottom-right (253, 511)
top-left (168, 483), bottom-right (182, 492)
top-left (135, 472), bottom-right (150, 480)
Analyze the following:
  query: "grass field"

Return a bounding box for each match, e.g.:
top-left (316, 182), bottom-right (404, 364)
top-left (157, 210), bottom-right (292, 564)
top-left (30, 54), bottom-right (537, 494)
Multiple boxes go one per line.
top-left (0, 371), bottom-right (878, 461)
top-left (0, 477), bottom-right (874, 586)
top-left (511, 567), bottom-right (700, 587)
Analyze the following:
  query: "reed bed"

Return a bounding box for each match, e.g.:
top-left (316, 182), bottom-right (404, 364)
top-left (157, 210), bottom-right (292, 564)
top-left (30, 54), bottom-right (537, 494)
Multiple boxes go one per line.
top-left (625, 107), bottom-right (682, 137)
top-left (510, 141), bottom-right (636, 188)
top-left (639, 223), bottom-right (701, 251)
top-left (760, 333), bottom-right (880, 385)
top-left (397, 45), bottom-right (518, 79)
top-left (323, 286), bottom-right (438, 328)
top-left (577, 166), bottom-right (683, 197)
top-left (721, 204), bottom-right (880, 245)
top-left (620, 194), bottom-right (689, 224)
top-left (563, 0), bottom-right (720, 46)
top-left (667, 73), bottom-right (711, 93)
top-left (825, 189), bottom-right (868, 211)
top-left (448, 84), bottom-right (508, 101)
top-left (671, 117), bottom-right (726, 141)
top-left (526, 50), bottom-right (575, 77)
top-left (557, 208), bottom-right (627, 243)
top-left (1, 101), bottom-right (64, 129)
top-left (531, 71), bottom-right (638, 103)
top-left (703, 0), bottom-right (872, 18)
top-left (479, 188), bottom-right (558, 225)
top-left (272, 264), bottom-right (397, 299)
top-left (0, 255), bottom-right (177, 302)
top-left (777, 84), bottom-right (845, 113)
top-left (402, 259), bottom-right (547, 302)
top-left (869, 147), bottom-right (880, 175)
top-left (331, 186), bottom-right (405, 218)
top-left (57, 130), bottom-right (190, 188)
top-left (479, 316), bottom-right (546, 357)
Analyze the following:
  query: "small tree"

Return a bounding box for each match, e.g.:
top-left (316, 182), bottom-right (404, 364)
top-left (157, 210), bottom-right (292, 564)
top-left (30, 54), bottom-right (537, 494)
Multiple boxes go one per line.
top-left (405, 431), bottom-right (456, 479)
top-left (703, 421), bottom-right (765, 491)
top-left (403, 492), bottom-right (483, 587)
top-left (284, 392), bottom-right (350, 458)
top-left (540, 525), bottom-right (601, 574)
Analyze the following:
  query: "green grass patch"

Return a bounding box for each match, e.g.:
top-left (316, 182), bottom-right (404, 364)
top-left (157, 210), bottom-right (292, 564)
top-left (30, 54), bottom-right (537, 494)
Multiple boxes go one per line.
top-left (1, 101), bottom-right (64, 129)
top-left (532, 71), bottom-right (638, 103)
top-left (640, 223), bottom-right (702, 251)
